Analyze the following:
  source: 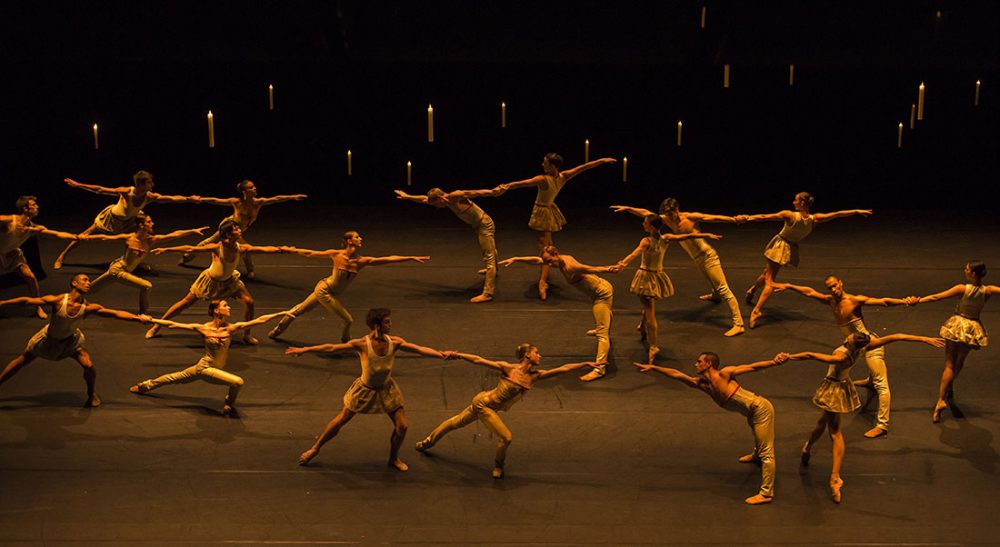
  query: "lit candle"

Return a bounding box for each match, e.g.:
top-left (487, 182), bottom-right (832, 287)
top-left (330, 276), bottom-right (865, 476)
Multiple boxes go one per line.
top-left (92, 123), bottom-right (99, 150)
top-left (723, 64), bottom-right (730, 88)
top-left (501, 101), bottom-right (506, 128)
top-left (897, 122), bottom-right (903, 149)
top-left (789, 64), bottom-right (795, 86)
top-left (677, 121), bottom-right (683, 147)
top-left (909, 103), bottom-right (916, 129)
top-left (700, 6), bottom-right (706, 28)
top-left (975, 80), bottom-right (981, 106)
top-left (268, 84), bottom-right (274, 110)
top-left (584, 139), bottom-right (590, 162)
top-left (207, 110), bottom-right (215, 148)
top-left (917, 82), bottom-right (925, 121)
top-left (427, 104), bottom-right (434, 142)
top-left (347, 150), bottom-right (352, 176)
top-left (622, 156), bottom-right (628, 182)
top-left (407, 161), bottom-right (412, 186)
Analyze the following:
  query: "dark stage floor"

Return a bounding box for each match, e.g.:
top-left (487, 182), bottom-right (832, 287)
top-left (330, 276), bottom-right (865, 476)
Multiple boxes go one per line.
top-left (1, 205), bottom-right (998, 545)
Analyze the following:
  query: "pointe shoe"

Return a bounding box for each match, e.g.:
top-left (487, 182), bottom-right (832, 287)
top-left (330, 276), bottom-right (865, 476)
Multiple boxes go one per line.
top-left (579, 364), bottom-right (606, 382)
top-left (647, 345), bottom-right (660, 364)
top-left (36, 307), bottom-right (48, 320)
top-left (129, 383), bottom-right (149, 395)
top-left (585, 329), bottom-right (597, 336)
top-left (242, 335), bottom-right (259, 346)
top-left (470, 293), bottom-right (493, 303)
top-left (84, 394), bottom-right (102, 408)
top-left (829, 477), bottom-right (844, 504)
top-left (538, 281), bottom-right (548, 301)
top-left (144, 325), bottom-right (160, 339)
top-left (415, 439), bottom-right (433, 453)
top-left (745, 493), bottom-right (772, 505)
top-left (267, 324), bottom-right (284, 339)
top-left (738, 453), bottom-right (761, 464)
top-left (491, 466), bottom-right (504, 479)
top-left (863, 426), bottom-right (887, 439)
top-left (222, 403), bottom-right (236, 416)
top-left (800, 443), bottom-right (811, 466)
top-left (748, 311), bottom-right (762, 329)
top-left (298, 448), bottom-right (318, 466)
top-left (699, 292), bottom-right (721, 303)
top-left (53, 258), bottom-right (63, 270)
top-left (724, 325), bottom-right (745, 337)
top-left (932, 402), bottom-right (948, 423)
top-left (388, 459), bottom-right (409, 472)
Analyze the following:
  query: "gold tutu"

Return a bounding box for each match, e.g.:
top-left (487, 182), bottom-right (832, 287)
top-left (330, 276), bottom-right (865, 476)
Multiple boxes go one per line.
top-left (940, 315), bottom-right (989, 348)
top-left (25, 326), bottom-right (86, 361)
top-left (0, 248), bottom-right (27, 275)
top-left (528, 203), bottom-right (566, 232)
top-left (343, 377), bottom-right (404, 414)
top-left (93, 205), bottom-right (139, 234)
top-left (812, 378), bottom-right (861, 413)
top-left (189, 270), bottom-right (245, 301)
top-left (629, 269), bottom-right (675, 299)
top-left (762, 235), bottom-right (800, 266)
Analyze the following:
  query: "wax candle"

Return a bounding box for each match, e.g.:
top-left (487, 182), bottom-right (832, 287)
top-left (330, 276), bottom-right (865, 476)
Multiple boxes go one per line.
top-left (789, 64), bottom-right (795, 86)
top-left (917, 83), bottom-right (925, 121)
top-left (207, 111), bottom-right (215, 148)
top-left (677, 121), bottom-right (683, 147)
top-left (700, 6), bottom-right (706, 28)
top-left (347, 150), bottom-right (352, 176)
top-left (407, 161), bottom-right (412, 186)
top-left (584, 139), bottom-right (590, 163)
top-left (909, 103), bottom-right (916, 129)
top-left (268, 84), bottom-right (274, 110)
top-left (622, 156), bottom-right (628, 182)
top-left (897, 122), bottom-right (903, 149)
top-left (501, 102), bottom-right (506, 128)
top-left (92, 123), bottom-right (99, 150)
top-left (975, 80), bottom-right (981, 106)
top-left (723, 64), bottom-right (730, 88)
top-left (427, 105), bottom-right (434, 142)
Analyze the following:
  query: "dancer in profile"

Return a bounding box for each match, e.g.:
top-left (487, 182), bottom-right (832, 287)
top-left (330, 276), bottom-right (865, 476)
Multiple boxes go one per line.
top-left (617, 214), bottom-right (722, 363)
top-left (495, 153), bottom-right (617, 300)
top-left (771, 277), bottom-right (913, 439)
top-left (634, 351), bottom-right (789, 505)
top-left (910, 261), bottom-right (998, 423)
top-left (286, 308), bottom-right (450, 471)
top-left (1, 195), bottom-right (80, 318)
top-left (267, 231), bottom-right (429, 341)
top-left (500, 245), bottom-right (621, 381)
top-left (86, 213), bottom-right (208, 313)
top-left (787, 332), bottom-right (944, 504)
top-left (741, 193), bottom-right (871, 328)
top-left (415, 344), bottom-right (599, 478)
top-left (144, 219), bottom-right (290, 344)
top-left (55, 172), bottom-right (203, 269)
top-left (178, 179), bottom-right (307, 279)
top-left (395, 186), bottom-right (502, 302)
top-left (131, 300), bottom-right (292, 415)
top-left (611, 199), bottom-right (745, 336)
top-left (0, 274), bottom-right (149, 407)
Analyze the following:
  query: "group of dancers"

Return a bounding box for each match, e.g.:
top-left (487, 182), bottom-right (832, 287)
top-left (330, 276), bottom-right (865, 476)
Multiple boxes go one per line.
top-left (0, 157), bottom-right (995, 506)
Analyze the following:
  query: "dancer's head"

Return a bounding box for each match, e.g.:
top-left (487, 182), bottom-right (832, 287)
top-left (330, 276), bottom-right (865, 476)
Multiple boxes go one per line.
top-left (542, 152), bottom-right (563, 174)
top-left (366, 308), bottom-right (392, 334)
top-left (237, 179), bottom-right (257, 198)
top-left (15, 195), bottom-right (38, 217)
top-left (658, 198), bottom-right (680, 221)
top-left (219, 218), bottom-right (241, 241)
top-left (133, 170), bottom-right (154, 190)
top-left (208, 299), bottom-right (231, 318)
top-left (845, 332), bottom-right (871, 349)
top-left (426, 188), bottom-right (449, 208)
top-left (541, 244), bottom-right (560, 266)
top-left (966, 261), bottom-right (987, 281)
top-left (794, 192), bottom-right (815, 211)
top-left (70, 273), bottom-right (92, 294)
top-left (824, 275), bottom-right (845, 298)
top-left (515, 343), bottom-right (541, 365)
top-left (342, 231), bottom-right (362, 248)
top-left (694, 352), bottom-right (720, 374)
top-left (643, 214), bottom-right (663, 234)
top-left (135, 212), bottom-right (154, 232)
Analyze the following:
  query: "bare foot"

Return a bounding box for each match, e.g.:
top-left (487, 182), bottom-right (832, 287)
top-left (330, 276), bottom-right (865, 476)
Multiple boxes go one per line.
top-left (298, 448), bottom-right (319, 466)
top-left (53, 258), bottom-right (64, 270)
top-left (745, 493), bottom-right (772, 505)
top-left (932, 401), bottom-right (948, 423)
top-left (699, 292), bottom-right (721, 303)
top-left (748, 310), bottom-right (762, 329)
top-left (242, 335), bottom-right (259, 346)
top-left (388, 458), bottom-right (409, 472)
top-left (863, 426), bottom-right (887, 439)
top-left (738, 453), bottom-right (760, 464)
top-left (829, 477), bottom-right (844, 504)
top-left (36, 307), bottom-right (48, 320)
top-left (84, 394), bottom-right (101, 408)
top-left (144, 325), bottom-right (160, 339)
top-left (491, 466), bottom-right (504, 479)
top-left (470, 293), bottom-right (493, 303)
top-left (724, 325), bottom-right (745, 337)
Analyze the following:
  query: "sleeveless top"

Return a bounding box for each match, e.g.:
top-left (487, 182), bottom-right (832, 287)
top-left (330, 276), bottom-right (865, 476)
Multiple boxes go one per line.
top-left (534, 175), bottom-right (567, 206)
top-left (48, 294), bottom-right (87, 339)
top-left (677, 237), bottom-right (713, 259)
top-left (447, 199), bottom-right (486, 226)
top-left (203, 333), bottom-right (232, 368)
top-left (825, 345), bottom-right (861, 381)
top-left (777, 212), bottom-right (815, 243)
top-left (956, 284), bottom-right (989, 319)
top-left (321, 268), bottom-right (356, 295)
top-left (109, 189), bottom-right (152, 220)
top-left (639, 237), bottom-right (668, 271)
top-left (360, 335), bottom-right (395, 387)
top-left (206, 243), bottom-right (240, 280)
top-left (0, 219), bottom-right (33, 253)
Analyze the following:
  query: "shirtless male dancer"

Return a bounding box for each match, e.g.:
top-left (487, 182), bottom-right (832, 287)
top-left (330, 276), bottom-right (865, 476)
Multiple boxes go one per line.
top-left (267, 231), bottom-right (429, 341)
top-left (395, 186), bottom-right (502, 303)
top-left (287, 308), bottom-right (451, 471)
top-left (612, 198), bottom-right (746, 336)
top-left (144, 219), bottom-right (291, 344)
top-left (0, 195), bottom-right (79, 318)
top-left (771, 276), bottom-right (913, 438)
top-left (179, 179), bottom-right (307, 279)
top-left (55, 171), bottom-right (203, 269)
top-left (416, 344), bottom-right (599, 478)
top-left (635, 351), bottom-right (790, 505)
top-left (0, 273), bottom-right (149, 407)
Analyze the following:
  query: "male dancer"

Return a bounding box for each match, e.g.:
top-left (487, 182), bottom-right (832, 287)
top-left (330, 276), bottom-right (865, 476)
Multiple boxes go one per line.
top-left (416, 344), bottom-right (599, 478)
top-left (500, 245), bottom-right (621, 381)
top-left (179, 179), bottom-right (307, 279)
top-left (267, 231), bottom-right (429, 341)
top-left (1, 195), bottom-right (80, 318)
top-left (286, 308), bottom-right (451, 471)
top-left (395, 186), bottom-right (502, 303)
top-left (612, 199), bottom-right (746, 336)
top-left (0, 273), bottom-right (149, 407)
top-left (771, 276), bottom-right (913, 438)
top-left (635, 351), bottom-right (789, 505)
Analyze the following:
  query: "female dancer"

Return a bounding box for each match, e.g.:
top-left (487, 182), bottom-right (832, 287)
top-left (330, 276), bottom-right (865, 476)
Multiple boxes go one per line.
top-left (87, 213), bottom-right (208, 313)
top-left (742, 192), bottom-right (872, 328)
top-left (617, 214), bottom-right (721, 363)
top-left (495, 153), bottom-right (617, 300)
top-left (131, 300), bottom-right (292, 415)
top-left (788, 332), bottom-right (944, 503)
top-left (55, 172), bottom-right (203, 269)
top-left (911, 261), bottom-right (999, 422)
top-left (415, 344), bottom-right (599, 478)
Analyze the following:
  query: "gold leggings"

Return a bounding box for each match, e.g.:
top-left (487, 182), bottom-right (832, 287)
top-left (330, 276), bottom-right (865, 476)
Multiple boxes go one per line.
top-left (91, 260), bottom-right (153, 291)
top-left (476, 218), bottom-right (498, 296)
top-left (841, 322), bottom-right (890, 429)
top-left (693, 249), bottom-right (743, 327)
top-left (423, 389), bottom-right (516, 467)
top-left (574, 276), bottom-right (613, 362)
top-left (138, 358), bottom-right (244, 404)
top-left (723, 388), bottom-right (775, 497)
top-left (276, 278), bottom-right (353, 340)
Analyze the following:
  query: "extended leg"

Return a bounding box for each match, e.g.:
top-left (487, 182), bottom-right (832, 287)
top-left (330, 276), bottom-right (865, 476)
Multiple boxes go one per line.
top-left (236, 285), bottom-right (257, 345)
top-left (299, 407), bottom-right (357, 465)
top-left (827, 412), bottom-right (845, 503)
top-left (640, 296), bottom-right (659, 363)
top-left (71, 349), bottom-right (100, 408)
top-left (801, 412), bottom-right (827, 465)
top-left (745, 398), bottom-right (775, 504)
top-left (269, 290), bottom-right (320, 338)
top-left (416, 404), bottom-right (478, 451)
top-left (199, 366), bottom-right (245, 414)
top-left (535, 231), bottom-right (553, 300)
top-left (16, 264), bottom-right (46, 319)
top-left (695, 251), bottom-right (744, 336)
top-left (54, 224), bottom-right (97, 270)
top-left (580, 292), bottom-right (612, 381)
top-left (386, 408), bottom-right (409, 471)
top-left (472, 220), bottom-right (497, 302)
top-left (862, 346), bottom-right (890, 437)
top-left (315, 289), bottom-right (354, 343)
top-left (749, 260), bottom-right (781, 329)
top-left (0, 352), bottom-right (38, 389)
top-left (934, 342), bottom-right (971, 422)
top-left (145, 293), bottom-right (198, 338)
top-left (476, 406), bottom-right (513, 478)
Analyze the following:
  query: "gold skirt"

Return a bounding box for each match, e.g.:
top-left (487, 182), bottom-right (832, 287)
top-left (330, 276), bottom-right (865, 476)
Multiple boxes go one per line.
top-left (940, 315), bottom-right (988, 348)
top-left (0, 248), bottom-right (27, 275)
top-left (528, 203), bottom-right (566, 232)
top-left (762, 235), bottom-right (799, 267)
top-left (189, 270), bottom-right (245, 300)
top-left (25, 326), bottom-right (86, 361)
top-left (93, 205), bottom-right (139, 234)
top-left (629, 270), bottom-right (675, 299)
top-left (343, 377), bottom-right (404, 414)
top-left (812, 378), bottom-right (861, 413)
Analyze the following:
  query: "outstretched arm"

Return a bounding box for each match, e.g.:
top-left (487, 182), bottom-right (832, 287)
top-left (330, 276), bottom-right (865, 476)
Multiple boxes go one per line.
top-left (228, 311), bottom-right (295, 331)
top-left (29, 225), bottom-right (81, 240)
top-left (860, 294), bottom-right (913, 307)
top-left (685, 212), bottom-right (741, 224)
top-left (786, 350), bottom-right (849, 365)
top-left (279, 246), bottom-right (336, 259)
top-left (239, 244), bottom-right (291, 254)
top-left (618, 239), bottom-right (649, 268)
top-left (496, 175), bottom-right (546, 192)
top-left (726, 353), bottom-right (790, 376)
top-left (147, 318), bottom-right (204, 331)
top-left (285, 340), bottom-right (362, 357)
top-left (812, 209), bottom-right (873, 223)
top-left (363, 255), bottom-right (430, 266)
top-left (867, 333), bottom-right (946, 350)
top-left (499, 256), bottom-right (544, 267)
top-left (0, 294), bottom-right (62, 308)
top-left (770, 282), bottom-right (832, 303)
top-left (152, 226), bottom-right (211, 244)
top-left (78, 233), bottom-right (131, 242)
top-left (537, 361), bottom-right (600, 379)
top-left (633, 363), bottom-right (702, 389)
top-left (661, 231), bottom-right (722, 242)
top-left (570, 262), bottom-right (622, 275)
top-left (148, 192), bottom-right (203, 204)
top-left (191, 196), bottom-right (237, 206)
top-left (64, 178), bottom-right (129, 196)
top-left (560, 157), bottom-right (617, 181)
top-left (917, 284), bottom-right (965, 303)
top-left (445, 351), bottom-right (508, 372)
top-left (85, 304), bottom-right (148, 323)
top-left (609, 204), bottom-right (654, 218)
top-left (395, 338), bottom-right (448, 359)
top-left (151, 243), bottom-right (217, 255)
top-left (394, 190), bottom-right (430, 204)
top-left (743, 210), bottom-right (794, 223)
top-left (258, 194), bottom-right (308, 205)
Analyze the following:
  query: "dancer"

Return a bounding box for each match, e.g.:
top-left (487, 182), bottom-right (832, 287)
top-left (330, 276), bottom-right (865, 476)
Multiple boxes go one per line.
top-left (1, 195), bottom-right (80, 319)
top-left (267, 231), bottom-right (429, 341)
top-left (130, 301), bottom-right (292, 415)
top-left (910, 261), bottom-right (998, 423)
top-left (611, 199), bottom-right (745, 336)
top-left (495, 153), bottom-right (617, 300)
top-left (0, 273), bottom-right (149, 407)
top-left (144, 219), bottom-right (290, 344)
top-left (415, 344), bottom-right (599, 478)
top-left (286, 308), bottom-right (450, 471)
top-left (634, 351), bottom-right (790, 505)
top-left (86, 213), bottom-right (208, 313)
top-left (55, 172), bottom-right (203, 269)
top-left (394, 186), bottom-right (502, 303)
top-left (617, 214), bottom-right (722, 363)
top-left (500, 245), bottom-right (621, 381)
top-left (788, 332), bottom-right (944, 504)
top-left (741, 193), bottom-right (872, 328)
top-left (771, 277), bottom-right (913, 438)
top-left (178, 180), bottom-right (307, 279)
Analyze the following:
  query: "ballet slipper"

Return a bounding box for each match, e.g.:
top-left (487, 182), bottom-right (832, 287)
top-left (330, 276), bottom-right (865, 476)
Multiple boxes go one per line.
top-left (36, 307), bottom-right (48, 320)
top-left (53, 258), bottom-right (63, 270)
top-left (470, 293), bottom-right (493, 303)
top-left (388, 458), bottom-right (409, 472)
top-left (699, 292), bottom-right (721, 303)
top-left (800, 443), bottom-right (811, 466)
top-left (829, 477), bottom-right (844, 504)
top-left (863, 426), bottom-right (887, 439)
top-left (538, 281), bottom-right (548, 301)
top-left (738, 453), bottom-right (761, 464)
top-left (585, 329), bottom-right (597, 336)
top-left (748, 310), bottom-right (762, 329)
top-left (415, 439), bottom-right (433, 453)
top-left (84, 394), bottom-right (101, 408)
top-left (491, 462), bottom-right (504, 479)
top-left (932, 401), bottom-right (948, 423)
top-left (647, 345), bottom-right (660, 364)
top-left (177, 253), bottom-right (194, 266)
top-left (298, 448), bottom-right (319, 466)
top-left (144, 325), bottom-right (160, 339)
top-left (744, 286), bottom-right (756, 305)
top-left (724, 325), bottom-right (745, 337)
top-left (129, 383), bottom-right (149, 395)
top-left (745, 493), bottom-right (772, 505)
top-left (242, 335), bottom-right (259, 346)
top-left (579, 364), bottom-right (606, 382)
top-left (222, 403), bottom-right (236, 416)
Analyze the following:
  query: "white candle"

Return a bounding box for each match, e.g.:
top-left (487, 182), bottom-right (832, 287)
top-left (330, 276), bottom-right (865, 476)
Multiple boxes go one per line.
top-left (622, 156), bottom-right (628, 182)
top-left (584, 139), bottom-right (590, 163)
top-left (677, 121), bottom-right (683, 147)
top-left (347, 150), bottom-right (352, 176)
top-left (909, 103), bottom-right (916, 129)
top-left (897, 122), bottom-right (903, 149)
top-left (407, 161), bottom-right (412, 186)
top-left (501, 102), bottom-right (506, 128)
top-left (207, 111), bottom-right (215, 148)
top-left (917, 82), bottom-right (925, 121)
top-left (789, 64), bottom-right (795, 86)
top-left (723, 64), bottom-right (730, 88)
top-left (427, 105), bottom-right (434, 142)
top-left (92, 123), bottom-right (99, 150)
top-left (700, 6), bottom-right (706, 28)
top-left (975, 80), bottom-right (981, 106)
top-left (268, 84), bottom-right (274, 110)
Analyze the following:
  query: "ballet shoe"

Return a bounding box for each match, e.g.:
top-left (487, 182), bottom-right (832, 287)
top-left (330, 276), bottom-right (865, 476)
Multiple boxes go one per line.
top-left (647, 345), bottom-right (660, 363)
top-left (491, 466), bottom-right (504, 479)
top-left (724, 325), bottom-right (745, 337)
top-left (579, 364), bottom-right (606, 382)
top-left (800, 443), bottom-right (811, 466)
top-left (470, 293), bottom-right (493, 303)
top-left (699, 292), bottom-right (721, 303)
top-left (829, 477), bottom-right (844, 504)
top-left (863, 426), bottom-right (887, 439)
top-left (144, 325), bottom-right (160, 339)
top-left (415, 439), bottom-right (433, 453)
top-left (242, 335), bottom-right (259, 346)
top-left (585, 329), bottom-right (597, 336)
top-left (221, 403), bottom-right (236, 416)
top-left (53, 258), bottom-right (63, 270)
top-left (84, 394), bottom-right (101, 408)
top-left (177, 253), bottom-right (194, 266)
top-left (744, 287), bottom-right (756, 305)
top-left (129, 383), bottom-right (149, 395)
top-left (738, 453), bottom-right (761, 464)
top-left (748, 310), bottom-right (762, 329)
top-left (36, 307), bottom-right (48, 320)
top-left (932, 402), bottom-right (948, 423)
top-left (267, 325), bottom-right (284, 339)
top-left (745, 493), bottom-right (772, 505)
top-left (298, 448), bottom-right (318, 466)
top-left (538, 281), bottom-right (548, 301)
top-left (388, 459), bottom-right (409, 472)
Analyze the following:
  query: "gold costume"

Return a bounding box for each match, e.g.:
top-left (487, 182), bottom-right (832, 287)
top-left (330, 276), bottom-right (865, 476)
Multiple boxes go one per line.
top-left (762, 212), bottom-right (814, 267)
top-left (720, 386), bottom-right (775, 498)
top-left (343, 336), bottom-right (404, 414)
top-left (189, 244), bottom-right (246, 300)
top-left (679, 238), bottom-right (743, 327)
top-left (562, 269), bottom-right (613, 362)
top-left (135, 334), bottom-right (243, 405)
top-left (940, 284), bottom-right (990, 347)
top-left (271, 268), bottom-right (356, 340)
top-left (629, 236), bottom-right (675, 299)
top-left (528, 175), bottom-right (567, 232)
top-left (840, 319), bottom-right (890, 430)
top-left (813, 345), bottom-right (862, 413)
top-left (93, 189), bottom-right (151, 234)
top-left (447, 199), bottom-right (497, 295)
top-left (24, 294), bottom-right (87, 360)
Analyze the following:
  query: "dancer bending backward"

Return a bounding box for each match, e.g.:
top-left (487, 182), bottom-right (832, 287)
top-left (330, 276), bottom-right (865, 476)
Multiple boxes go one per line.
top-left (86, 213), bottom-right (208, 313)
top-left (500, 245), bottom-right (622, 381)
top-left (416, 344), bottom-right (600, 478)
top-left (910, 261), bottom-right (999, 423)
top-left (635, 351), bottom-right (790, 505)
top-left (286, 308), bottom-right (450, 471)
top-left (179, 179), bottom-right (307, 279)
top-left (617, 214), bottom-right (722, 364)
top-left (612, 199), bottom-right (745, 336)
top-left (0, 274), bottom-right (149, 407)
top-left (1, 195), bottom-right (80, 318)
top-left (267, 231), bottom-right (429, 341)
top-left (55, 172), bottom-right (202, 269)
top-left (787, 332), bottom-right (944, 504)
top-left (495, 153), bottom-right (617, 300)
top-left (144, 219), bottom-right (290, 344)
top-left (771, 276), bottom-right (912, 438)
top-left (395, 186), bottom-right (503, 303)
top-left (742, 192), bottom-right (871, 328)
top-left (131, 301), bottom-right (292, 415)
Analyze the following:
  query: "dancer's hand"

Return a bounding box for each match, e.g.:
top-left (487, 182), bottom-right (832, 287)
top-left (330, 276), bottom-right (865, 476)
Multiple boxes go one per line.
top-left (441, 350), bottom-right (459, 360)
top-left (769, 282), bottom-right (788, 293)
top-left (633, 362), bottom-right (656, 372)
top-left (607, 264), bottom-right (624, 273)
top-left (285, 347), bottom-right (307, 356)
top-left (858, 209), bottom-right (874, 217)
top-left (925, 337), bottom-right (946, 348)
top-left (490, 185), bottom-right (507, 196)
top-left (138, 314), bottom-right (153, 324)
top-left (393, 189), bottom-right (410, 200)
top-left (411, 256), bottom-right (431, 264)
top-left (609, 205), bottom-right (629, 213)
top-left (701, 232), bottom-right (723, 240)
top-left (773, 352), bottom-right (790, 364)
top-left (498, 258), bottom-right (515, 267)
top-left (904, 296), bottom-right (920, 305)
top-left (734, 215), bottom-right (749, 224)
top-left (150, 248), bottom-right (166, 255)
top-left (193, 226), bottom-right (211, 235)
